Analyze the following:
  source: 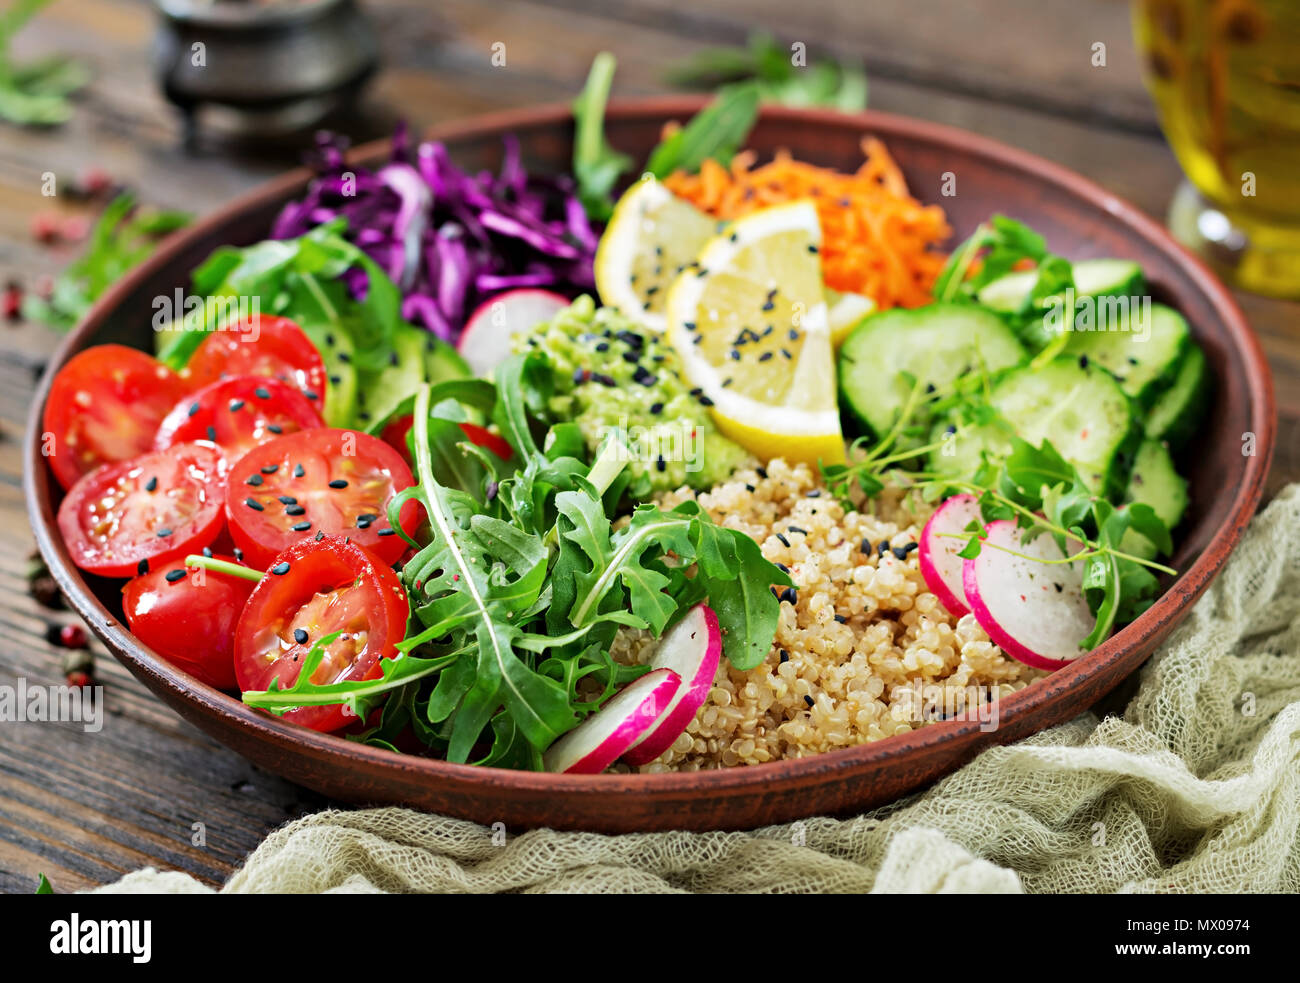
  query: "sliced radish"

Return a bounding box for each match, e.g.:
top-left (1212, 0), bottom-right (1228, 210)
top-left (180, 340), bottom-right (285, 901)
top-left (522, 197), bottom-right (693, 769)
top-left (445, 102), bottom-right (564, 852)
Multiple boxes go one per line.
top-left (457, 289), bottom-right (568, 376)
top-left (543, 668), bottom-right (682, 774)
top-left (962, 519), bottom-right (1094, 671)
top-left (919, 493), bottom-right (982, 617)
top-left (621, 604), bottom-right (721, 766)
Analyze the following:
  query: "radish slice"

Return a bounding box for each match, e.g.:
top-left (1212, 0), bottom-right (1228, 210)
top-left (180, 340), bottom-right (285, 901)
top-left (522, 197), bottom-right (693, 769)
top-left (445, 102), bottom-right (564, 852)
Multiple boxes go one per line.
top-left (621, 604), bottom-right (721, 766)
top-left (543, 668), bottom-right (682, 774)
top-left (458, 289), bottom-right (568, 375)
top-left (962, 519), bottom-right (1094, 671)
top-left (919, 493), bottom-right (982, 617)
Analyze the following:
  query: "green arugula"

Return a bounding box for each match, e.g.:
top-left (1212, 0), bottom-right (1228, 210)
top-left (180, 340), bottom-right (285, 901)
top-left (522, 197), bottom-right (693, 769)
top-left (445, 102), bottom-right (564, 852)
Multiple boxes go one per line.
top-left (666, 33), bottom-right (867, 111)
top-left (0, 0), bottom-right (89, 126)
top-left (645, 82), bottom-right (761, 178)
top-left (572, 52), bottom-right (633, 223)
top-left (22, 194), bottom-right (191, 331)
top-left (35, 872), bottom-right (52, 894)
top-left (241, 353), bottom-right (790, 769)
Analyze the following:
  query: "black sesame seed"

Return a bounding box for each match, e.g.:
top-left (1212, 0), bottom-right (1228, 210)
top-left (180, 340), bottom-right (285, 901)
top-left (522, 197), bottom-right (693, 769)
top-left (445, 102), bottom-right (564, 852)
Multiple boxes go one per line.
top-left (291, 521), bottom-right (311, 532)
top-left (261, 465), bottom-right (279, 475)
top-left (779, 649), bottom-right (790, 663)
top-left (682, 322), bottom-right (696, 331)
top-left (315, 531), bottom-right (325, 541)
top-left (595, 342), bottom-right (609, 353)
top-left (245, 498), bottom-right (264, 511)
top-left (137, 559), bottom-right (150, 576)
top-left (788, 328), bottom-right (800, 341)
top-left (329, 479), bottom-right (348, 489)
top-left (165, 569), bottom-right (186, 583)
top-left (187, 402), bottom-right (200, 417)
top-left (804, 695), bottom-right (815, 708)
top-left (330, 374), bottom-right (341, 385)
top-left (745, 483), bottom-right (756, 492)
top-left (775, 562), bottom-right (790, 573)
top-left (649, 402), bottom-right (664, 415)
top-left (254, 386), bottom-right (271, 400)
top-left (246, 474), bottom-right (263, 486)
top-left (689, 387), bottom-right (702, 397)
top-left (377, 527), bottom-right (395, 536)
top-left (357, 513), bottom-right (378, 522)
top-left (278, 495), bottom-right (297, 505)
top-left (293, 628), bottom-right (309, 644)
top-left (861, 538), bottom-right (871, 554)
top-left (699, 396), bottom-right (714, 407)
top-left (229, 399), bottom-right (245, 412)
top-left (759, 351), bottom-right (773, 362)
top-left (644, 285), bottom-right (659, 297)
top-left (877, 540), bottom-right (890, 557)
top-left (338, 352), bottom-right (351, 363)
top-left (356, 518), bottom-right (372, 529)
top-left (834, 614), bottom-right (847, 624)
top-left (756, 466), bottom-right (768, 479)
top-left (761, 300), bottom-right (775, 312)
top-left (892, 546), bottom-right (910, 561)
top-left (156, 528), bottom-right (172, 538)
top-left (807, 243), bottom-right (819, 253)
top-left (325, 333), bottom-right (336, 347)
top-left (304, 390), bottom-right (319, 401)
top-left (787, 526), bottom-right (808, 535)
top-left (782, 587), bottom-right (798, 604)
top-left (389, 351), bottom-right (399, 367)
top-left (145, 476), bottom-right (158, 492)
top-left (233, 548), bottom-right (244, 562)
top-left (1078, 354), bottom-right (1089, 369)
top-left (271, 561), bottom-right (291, 575)
top-left (781, 348), bottom-right (793, 359)
top-left (293, 463), bottom-right (305, 478)
top-left (807, 490), bottom-right (821, 498)
top-left (205, 425), bottom-right (217, 441)
top-left (1054, 583), bottom-right (1064, 593)
top-left (202, 546), bottom-right (213, 558)
top-left (776, 533), bottom-right (791, 547)
top-left (285, 505), bottom-right (306, 516)
top-left (267, 424), bottom-right (283, 434)
top-left (656, 455), bottom-right (666, 473)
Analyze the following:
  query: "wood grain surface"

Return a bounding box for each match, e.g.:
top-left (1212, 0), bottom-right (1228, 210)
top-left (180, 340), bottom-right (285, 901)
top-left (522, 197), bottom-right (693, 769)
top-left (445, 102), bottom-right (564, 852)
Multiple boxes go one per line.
top-left (1, 0), bottom-right (1297, 892)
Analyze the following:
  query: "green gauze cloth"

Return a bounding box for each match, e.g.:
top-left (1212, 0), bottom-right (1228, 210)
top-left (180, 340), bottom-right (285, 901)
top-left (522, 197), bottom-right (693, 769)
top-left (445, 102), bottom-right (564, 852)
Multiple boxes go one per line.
top-left (92, 485), bottom-right (1300, 894)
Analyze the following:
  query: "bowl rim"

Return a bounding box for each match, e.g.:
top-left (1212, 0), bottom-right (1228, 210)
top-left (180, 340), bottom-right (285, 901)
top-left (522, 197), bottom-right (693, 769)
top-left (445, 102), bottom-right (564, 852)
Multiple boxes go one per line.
top-left (25, 96), bottom-right (1275, 797)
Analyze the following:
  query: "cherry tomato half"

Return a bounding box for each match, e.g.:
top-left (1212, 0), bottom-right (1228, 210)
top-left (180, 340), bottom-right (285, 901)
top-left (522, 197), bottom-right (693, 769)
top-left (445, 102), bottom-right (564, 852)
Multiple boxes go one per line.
top-left (224, 428), bottom-right (419, 569)
top-left (122, 554), bottom-right (255, 689)
top-left (56, 441), bottom-right (226, 577)
top-left (154, 375), bottom-right (324, 467)
top-left (380, 415), bottom-right (513, 471)
top-left (234, 536), bottom-right (409, 732)
top-left (43, 344), bottom-right (190, 491)
top-left (183, 315), bottom-right (328, 412)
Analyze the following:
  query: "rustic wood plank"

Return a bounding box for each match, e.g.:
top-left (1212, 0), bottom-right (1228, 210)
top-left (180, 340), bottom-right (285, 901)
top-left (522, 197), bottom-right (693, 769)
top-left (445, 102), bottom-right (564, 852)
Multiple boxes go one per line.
top-left (0, 0), bottom-right (1295, 891)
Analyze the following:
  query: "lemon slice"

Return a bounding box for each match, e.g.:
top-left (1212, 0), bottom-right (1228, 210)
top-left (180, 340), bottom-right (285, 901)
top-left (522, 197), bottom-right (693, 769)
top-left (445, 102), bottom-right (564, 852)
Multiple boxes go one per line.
top-left (665, 200), bottom-right (845, 467)
top-left (826, 288), bottom-right (876, 347)
top-left (593, 175), bottom-right (718, 333)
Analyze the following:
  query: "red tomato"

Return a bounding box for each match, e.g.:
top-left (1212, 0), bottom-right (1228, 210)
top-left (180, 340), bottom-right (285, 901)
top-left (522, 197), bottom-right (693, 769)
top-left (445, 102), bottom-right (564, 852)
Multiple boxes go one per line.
top-left (183, 315), bottom-right (328, 411)
top-left (380, 415), bottom-right (513, 470)
top-left (224, 428), bottom-right (419, 569)
top-left (43, 344), bottom-right (190, 490)
top-left (234, 536), bottom-right (409, 732)
top-left (56, 442), bottom-right (226, 577)
top-left (154, 375), bottom-right (324, 467)
top-left (122, 554), bottom-right (255, 689)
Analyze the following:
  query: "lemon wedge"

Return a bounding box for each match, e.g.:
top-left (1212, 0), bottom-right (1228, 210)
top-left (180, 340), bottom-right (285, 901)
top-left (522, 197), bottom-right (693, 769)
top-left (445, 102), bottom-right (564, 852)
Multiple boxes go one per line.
top-left (826, 288), bottom-right (877, 347)
top-left (665, 200), bottom-right (845, 467)
top-left (593, 175), bottom-right (718, 333)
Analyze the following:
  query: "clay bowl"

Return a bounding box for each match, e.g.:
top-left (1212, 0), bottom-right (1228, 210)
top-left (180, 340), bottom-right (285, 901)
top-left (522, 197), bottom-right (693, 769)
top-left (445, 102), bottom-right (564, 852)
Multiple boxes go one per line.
top-left (26, 98), bottom-right (1274, 832)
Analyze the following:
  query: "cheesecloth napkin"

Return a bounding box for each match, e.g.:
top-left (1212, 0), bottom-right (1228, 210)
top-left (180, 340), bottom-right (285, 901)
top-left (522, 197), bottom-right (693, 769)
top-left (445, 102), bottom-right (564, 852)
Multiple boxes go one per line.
top-left (91, 485), bottom-right (1300, 894)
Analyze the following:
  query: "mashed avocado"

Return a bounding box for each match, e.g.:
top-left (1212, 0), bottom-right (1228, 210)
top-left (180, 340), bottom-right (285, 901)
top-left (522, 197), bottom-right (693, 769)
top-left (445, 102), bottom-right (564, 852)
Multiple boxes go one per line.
top-left (515, 296), bottom-right (752, 493)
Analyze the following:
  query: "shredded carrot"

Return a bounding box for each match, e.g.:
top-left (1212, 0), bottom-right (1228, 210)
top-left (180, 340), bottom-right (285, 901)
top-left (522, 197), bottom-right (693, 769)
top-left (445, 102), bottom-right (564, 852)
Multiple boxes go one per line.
top-left (663, 139), bottom-right (951, 310)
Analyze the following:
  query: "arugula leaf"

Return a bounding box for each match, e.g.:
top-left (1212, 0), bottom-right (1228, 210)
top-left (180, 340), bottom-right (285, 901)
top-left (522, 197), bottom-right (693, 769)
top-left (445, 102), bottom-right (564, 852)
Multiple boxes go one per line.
top-left (35, 873), bottom-right (52, 894)
top-left (571, 52), bottom-right (633, 223)
top-left (0, 0), bottom-right (88, 127)
top-left (645, 82), bottom-right (761, 178)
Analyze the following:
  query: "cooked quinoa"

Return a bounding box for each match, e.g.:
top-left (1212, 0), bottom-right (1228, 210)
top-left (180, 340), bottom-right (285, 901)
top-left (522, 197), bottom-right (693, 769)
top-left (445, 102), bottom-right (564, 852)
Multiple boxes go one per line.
top-left (609, 458), bottom-right (1045, 771)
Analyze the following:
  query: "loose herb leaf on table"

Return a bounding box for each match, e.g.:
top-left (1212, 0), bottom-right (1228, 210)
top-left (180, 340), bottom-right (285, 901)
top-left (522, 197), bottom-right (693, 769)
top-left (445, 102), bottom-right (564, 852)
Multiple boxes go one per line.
top-left (0, 0), bottom-right (89, 126)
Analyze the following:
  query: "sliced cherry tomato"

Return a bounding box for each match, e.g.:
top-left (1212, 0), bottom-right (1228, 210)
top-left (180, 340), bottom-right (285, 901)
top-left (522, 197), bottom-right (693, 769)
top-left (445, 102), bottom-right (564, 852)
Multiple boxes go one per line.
top-left (234, 536), bottom-right (409, 732)
top-left (154, 375), bottom-right (324, 467)
top-left (183, 315), bottom-right (328, 412)
top-left (380, 415), bottom-right (513, 470)
top-left (43, 344), bottom-right (190, 490)
top-left (122, 554), bottom-right (255, 689)
top-left (57, 442), bottom-right (226, 577)
top-left (224, 428), bottom-right (419, 569)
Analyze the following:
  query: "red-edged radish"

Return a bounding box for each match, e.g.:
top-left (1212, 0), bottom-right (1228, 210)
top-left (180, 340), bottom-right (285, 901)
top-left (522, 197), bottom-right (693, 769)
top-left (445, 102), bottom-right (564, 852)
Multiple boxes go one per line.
top-left (621, 604), bottom-right (721, 766)
top-left (543, 668), bottom-right (682, 774)
top-left (919, 493), bottom-right (982, 617)
top-left (457, 289), bottom-right (568, 375)
top-left (962, 519), bottom-right (1093, 671)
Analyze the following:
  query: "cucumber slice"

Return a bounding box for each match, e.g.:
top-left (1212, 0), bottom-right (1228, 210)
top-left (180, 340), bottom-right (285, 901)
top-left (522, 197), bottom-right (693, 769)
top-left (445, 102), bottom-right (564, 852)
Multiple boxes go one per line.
top-left (301, 324), bottom-right (358, 428)
top-left (929, 356), bottom-right (1138, 498)
top-left (838, 302), bottom-right (1025, 439)
top-left (1064, 303), bottom-right (1190, 408)
top-left (1120, 438), bottom-right (1188, 559)
top-left (976, 258), bottom-right (1146, 313)
top-left (1146, 343), bottom-right (1210, 449)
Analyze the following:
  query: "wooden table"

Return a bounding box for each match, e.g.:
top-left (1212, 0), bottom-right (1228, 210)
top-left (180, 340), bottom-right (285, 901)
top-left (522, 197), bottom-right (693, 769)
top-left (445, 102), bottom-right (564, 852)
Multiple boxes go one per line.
top-left (2, 0), bottom-right (1296, 893)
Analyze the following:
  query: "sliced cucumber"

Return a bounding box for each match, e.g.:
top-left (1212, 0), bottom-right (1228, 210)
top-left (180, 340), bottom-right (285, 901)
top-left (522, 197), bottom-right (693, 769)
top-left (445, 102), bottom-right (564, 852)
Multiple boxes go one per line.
top-left (838, 302), bottom-right (1025, 439)
top-left (929, 356), bottom-right (1139, 498)
top-left (1145, 343), bottom-right (1210, 450)
top-left (1064, 303), bottom-right (1190, 408)
top-left (301, 323), bottom-right (358, 427)
top-left (1120, 438), bottom-right (1188, 559)
top-left (976, 258), bottom-right (1146, 314)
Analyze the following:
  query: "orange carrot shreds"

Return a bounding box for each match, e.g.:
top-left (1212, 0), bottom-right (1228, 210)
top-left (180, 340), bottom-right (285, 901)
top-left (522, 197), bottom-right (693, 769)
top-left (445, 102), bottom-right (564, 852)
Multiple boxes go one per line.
top-left (663, 139), bottom-right (951, 310)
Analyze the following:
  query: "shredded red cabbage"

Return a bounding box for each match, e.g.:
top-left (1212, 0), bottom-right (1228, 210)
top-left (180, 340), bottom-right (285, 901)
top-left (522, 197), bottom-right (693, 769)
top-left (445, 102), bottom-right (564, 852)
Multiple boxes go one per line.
top-left (272, 124), bottom-right (599, 341)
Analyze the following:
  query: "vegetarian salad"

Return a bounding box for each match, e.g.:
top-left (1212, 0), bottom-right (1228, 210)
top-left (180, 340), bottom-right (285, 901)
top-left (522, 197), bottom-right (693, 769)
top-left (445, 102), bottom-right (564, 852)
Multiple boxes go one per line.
top-left (43, 56), bottom-right (1206, 772)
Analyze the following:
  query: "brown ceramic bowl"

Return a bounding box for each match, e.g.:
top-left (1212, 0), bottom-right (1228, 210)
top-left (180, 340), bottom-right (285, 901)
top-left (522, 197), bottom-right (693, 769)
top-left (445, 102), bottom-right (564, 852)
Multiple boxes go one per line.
top-left (26, 99), bottom-right (1274, 832)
